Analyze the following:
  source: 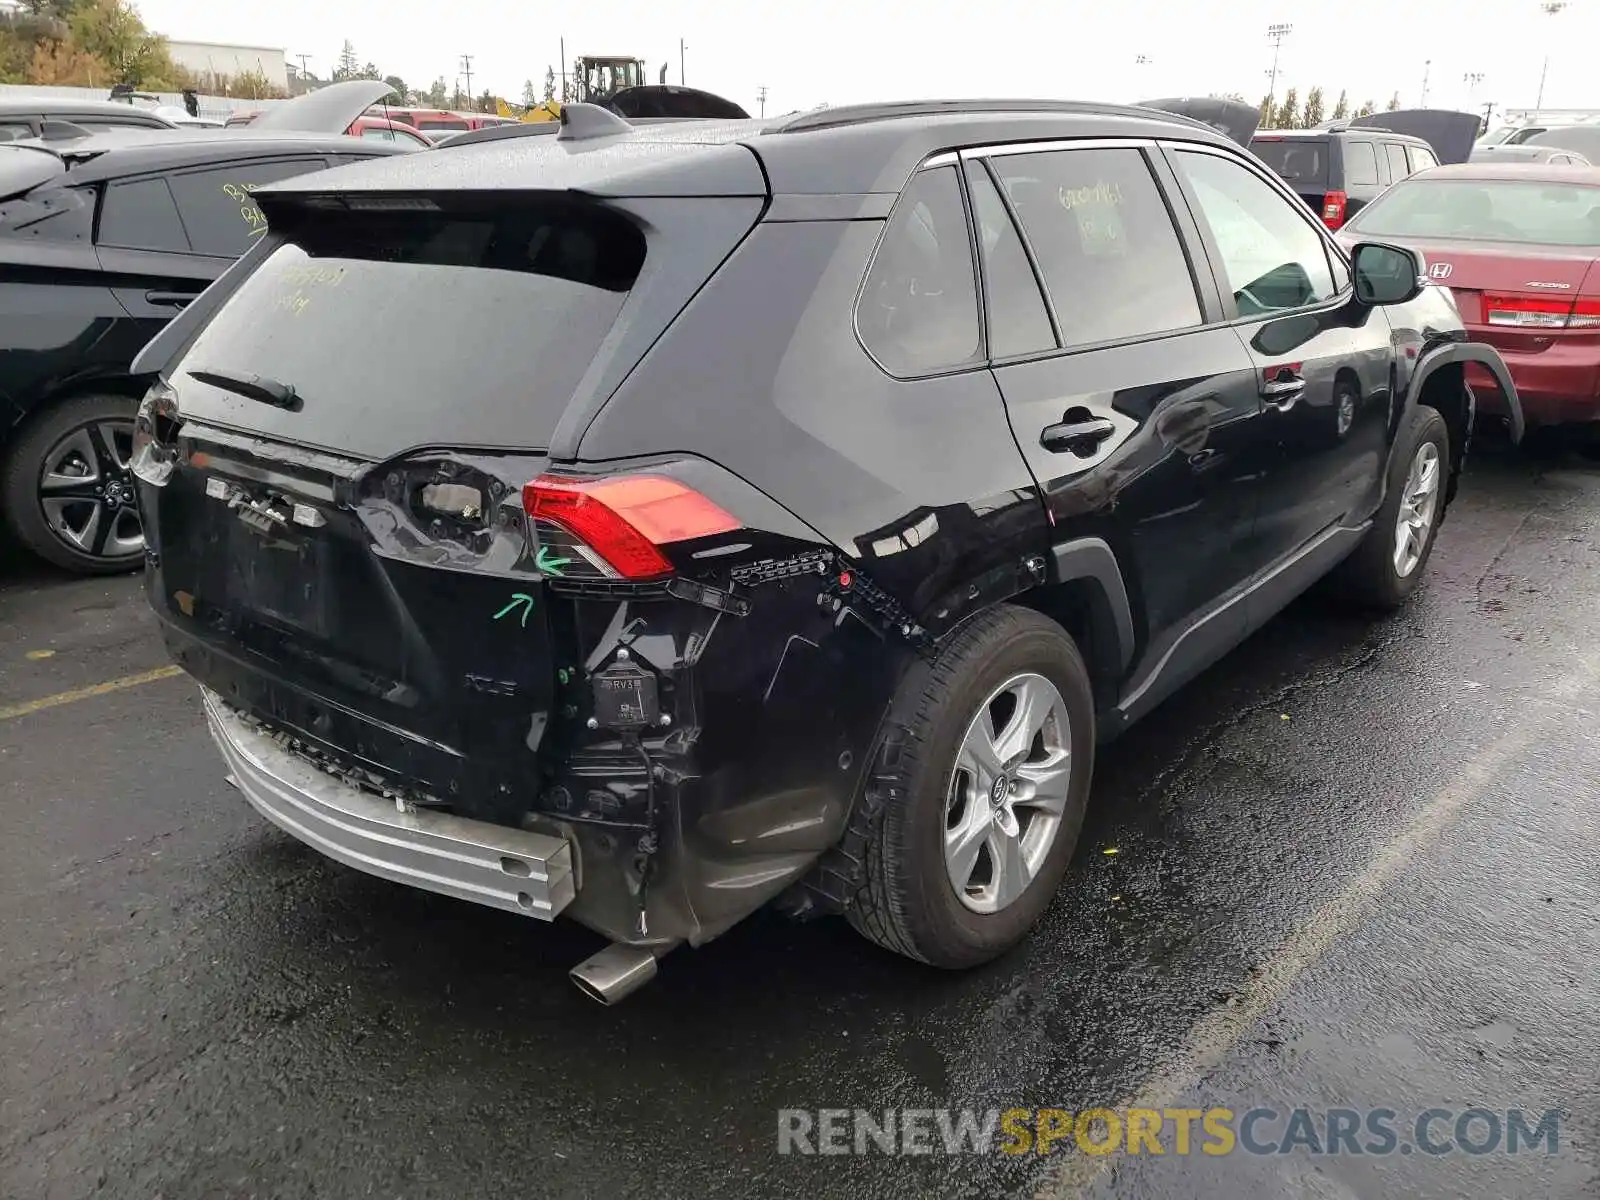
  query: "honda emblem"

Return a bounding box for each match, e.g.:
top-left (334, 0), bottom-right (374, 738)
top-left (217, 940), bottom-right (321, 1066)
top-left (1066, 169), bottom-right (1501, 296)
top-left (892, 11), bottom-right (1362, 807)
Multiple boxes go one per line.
top-left (1428, 262), bottom-right (1453, 280)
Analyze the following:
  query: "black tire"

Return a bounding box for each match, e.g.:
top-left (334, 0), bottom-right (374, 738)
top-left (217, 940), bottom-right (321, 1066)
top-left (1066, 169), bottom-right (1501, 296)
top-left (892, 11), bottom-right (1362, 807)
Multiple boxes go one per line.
top-left (0, 394), bottom-right (144, 576)
top-left (847, 605), bottom-right (1094, 969)
top-left (1326, 404), bottom-right (1450, 611)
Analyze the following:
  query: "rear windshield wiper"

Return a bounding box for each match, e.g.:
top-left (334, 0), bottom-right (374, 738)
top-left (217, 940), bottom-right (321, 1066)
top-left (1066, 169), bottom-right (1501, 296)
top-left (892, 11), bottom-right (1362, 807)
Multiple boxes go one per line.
top-left (186, 367), bottom-right (302, 412)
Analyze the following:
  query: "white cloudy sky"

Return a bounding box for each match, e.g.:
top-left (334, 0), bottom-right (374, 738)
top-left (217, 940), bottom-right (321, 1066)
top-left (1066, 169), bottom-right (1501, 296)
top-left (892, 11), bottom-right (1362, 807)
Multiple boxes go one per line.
top-left (134, 0), bottom-right (1599, 120)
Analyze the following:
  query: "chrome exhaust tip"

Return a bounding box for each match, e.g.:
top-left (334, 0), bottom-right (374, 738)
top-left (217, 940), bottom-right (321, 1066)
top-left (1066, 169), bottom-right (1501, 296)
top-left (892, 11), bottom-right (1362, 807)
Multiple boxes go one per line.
top-left (570, 942), bottom-right (676, 1005)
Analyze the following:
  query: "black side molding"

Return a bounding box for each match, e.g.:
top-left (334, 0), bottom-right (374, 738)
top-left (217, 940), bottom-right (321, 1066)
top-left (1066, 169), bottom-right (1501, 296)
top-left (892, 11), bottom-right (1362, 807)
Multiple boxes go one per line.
top-left (1408, 340), bottom-right (1524, 443)
top-left (1051, 538), bottom-right (1135, 672)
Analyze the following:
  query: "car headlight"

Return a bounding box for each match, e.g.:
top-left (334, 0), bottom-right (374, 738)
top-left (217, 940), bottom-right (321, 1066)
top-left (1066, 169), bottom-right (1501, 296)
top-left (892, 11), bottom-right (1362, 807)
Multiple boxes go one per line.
top-left (131, 380), bottom-right (180, 487)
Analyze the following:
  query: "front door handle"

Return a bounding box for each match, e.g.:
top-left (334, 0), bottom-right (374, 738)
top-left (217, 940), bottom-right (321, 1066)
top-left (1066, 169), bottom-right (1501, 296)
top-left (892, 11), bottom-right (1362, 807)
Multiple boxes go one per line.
top-left (144, 290), bottom-right (197, 308)
top-left (1041, 415), bottom-right (1117, 456)
top-left (1260, 373), bottom-right (1306, 411)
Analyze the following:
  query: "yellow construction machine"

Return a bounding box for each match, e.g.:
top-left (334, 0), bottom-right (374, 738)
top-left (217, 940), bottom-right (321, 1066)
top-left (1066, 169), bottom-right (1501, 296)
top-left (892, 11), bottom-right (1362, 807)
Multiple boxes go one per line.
top-left (498, 56), bottom-right (662, 124)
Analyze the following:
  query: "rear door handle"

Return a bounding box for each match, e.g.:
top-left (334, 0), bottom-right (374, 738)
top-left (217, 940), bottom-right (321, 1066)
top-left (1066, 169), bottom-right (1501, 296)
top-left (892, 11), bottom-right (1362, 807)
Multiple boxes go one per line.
top-left (1260, 376), bottom-right (1306, 409)
top-left (1040, 415), bottom-right (1117, 456)
top-left (144, 290), bottom-right (197, 308)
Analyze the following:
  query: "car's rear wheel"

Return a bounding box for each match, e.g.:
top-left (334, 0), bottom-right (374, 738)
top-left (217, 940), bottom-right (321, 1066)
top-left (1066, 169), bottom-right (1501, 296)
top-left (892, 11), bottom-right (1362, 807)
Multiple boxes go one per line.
top-left (1, 394), bottom-right (145, 575)
top-left (1326, 403), bottom-right (1449, 610)
top-left (848, 605), bottom-right (1094, 968)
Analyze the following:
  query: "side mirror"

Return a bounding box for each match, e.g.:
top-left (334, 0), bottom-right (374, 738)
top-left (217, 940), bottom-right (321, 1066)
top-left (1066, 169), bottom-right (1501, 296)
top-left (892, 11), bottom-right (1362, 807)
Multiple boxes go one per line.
top-left (1351, 242), bottom-right (1424, 305)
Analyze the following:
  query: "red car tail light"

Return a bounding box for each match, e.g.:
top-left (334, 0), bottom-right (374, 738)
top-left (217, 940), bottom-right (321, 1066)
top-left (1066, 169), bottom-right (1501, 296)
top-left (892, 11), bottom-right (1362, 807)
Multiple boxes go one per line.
top-left (1483, 293), bottom-right (1600, 329)
top-left (1321, 190), bottom-right (1348, 230)
top-left (522, 474), bottom-right (741, 581)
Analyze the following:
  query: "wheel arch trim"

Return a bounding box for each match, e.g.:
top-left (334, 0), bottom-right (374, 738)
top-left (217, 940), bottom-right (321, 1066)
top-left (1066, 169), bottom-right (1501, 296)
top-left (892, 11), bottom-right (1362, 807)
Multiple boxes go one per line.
top-left (1050, 537), bottom-right (1135, 673)
top-left (1404, 341), bottom-right (1522, 444)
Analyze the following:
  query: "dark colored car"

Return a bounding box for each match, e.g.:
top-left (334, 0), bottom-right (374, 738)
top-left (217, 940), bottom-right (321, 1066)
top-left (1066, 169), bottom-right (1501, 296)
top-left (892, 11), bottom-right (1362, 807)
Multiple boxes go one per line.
top-left (132, 98), bottom-right (1519, 1004)
top-left (1249, 128), bottom-right (1445, 230)
top-left (0, 98), bottom-right (179, 142)
top-left (1338, 162), bottom-right (1600, 439)
top-left (0, 82), bottom-right (411, 574)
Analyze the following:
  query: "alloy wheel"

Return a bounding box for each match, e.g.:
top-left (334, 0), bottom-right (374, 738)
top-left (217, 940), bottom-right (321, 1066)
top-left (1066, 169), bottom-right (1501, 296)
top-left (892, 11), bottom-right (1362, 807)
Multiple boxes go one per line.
top-left (944, 672), bottom-right (1073, 915)
top-left (1393, 440), bottom-right (1441, 578)
top-left (36, 418), bottom-right (144, 562)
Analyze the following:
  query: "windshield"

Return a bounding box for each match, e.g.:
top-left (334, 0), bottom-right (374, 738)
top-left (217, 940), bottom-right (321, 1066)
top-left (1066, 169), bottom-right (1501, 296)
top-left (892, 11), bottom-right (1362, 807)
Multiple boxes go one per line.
top-left (173, 199), bottom-right (648, 459)
top-left (1249, 138), bottom-right (1330, 186)
top-left (1346, 177), bottom-right (1600, 246)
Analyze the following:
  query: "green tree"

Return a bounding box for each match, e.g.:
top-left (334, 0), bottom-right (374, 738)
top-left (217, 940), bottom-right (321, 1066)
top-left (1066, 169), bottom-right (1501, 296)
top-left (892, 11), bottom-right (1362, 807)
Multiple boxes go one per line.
top-left (68, 0), bottom-right (178, 87)
top-left (423, 76), bottom-right (447, 107)
top-left (1258, 94), bottom-right (1275, 130)
top-left (1386, 91), bottom-right (1401, 111)
top-left (1356, 99), bottom-right (1376, 117)
top-left (521, 78), bottom-right (537, 106)
top-left (1274, 87), bottom-right (1299, 130)
top-left (542, 66), bottom-right (555, 103)
top-left (1302, 86), bottom-right (1325, 127)
top-left (333, 39), bottom-right (358, 81)
top-left (1332, 89), bottom-right (1349, 120)
top-left (383, 74), bottom-right (408, 103)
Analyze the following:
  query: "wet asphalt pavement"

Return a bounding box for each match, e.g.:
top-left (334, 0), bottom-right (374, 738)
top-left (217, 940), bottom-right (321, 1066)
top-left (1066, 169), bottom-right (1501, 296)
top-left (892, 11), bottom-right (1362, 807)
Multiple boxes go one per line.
top-left (2, 443), bottom-right (1598, 1200)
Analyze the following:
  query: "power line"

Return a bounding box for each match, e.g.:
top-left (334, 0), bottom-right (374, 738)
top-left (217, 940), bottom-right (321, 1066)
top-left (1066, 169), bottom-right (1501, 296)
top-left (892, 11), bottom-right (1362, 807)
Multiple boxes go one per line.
top-left (460, 54), bottom-right (474, 105)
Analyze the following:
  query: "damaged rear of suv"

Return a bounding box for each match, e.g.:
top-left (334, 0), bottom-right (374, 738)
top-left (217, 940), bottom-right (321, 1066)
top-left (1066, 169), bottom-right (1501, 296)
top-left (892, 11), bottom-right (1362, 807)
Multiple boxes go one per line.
top-left (134, 100), bottom-right (1515, 1003)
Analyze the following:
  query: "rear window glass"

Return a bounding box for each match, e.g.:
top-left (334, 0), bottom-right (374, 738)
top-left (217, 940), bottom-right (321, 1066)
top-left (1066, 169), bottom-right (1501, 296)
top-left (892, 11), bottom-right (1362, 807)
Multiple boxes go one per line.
top-left (173, 199), bottom-right (647, 459)
top-left (1344, 141), bottom-right (1379, 186)
top-left (1347, 178), bottom-right (1600, 246)
top-left (417, 118), bottom-right (470, 131)
top-left (1250, 138), bottom-right (1330, 185)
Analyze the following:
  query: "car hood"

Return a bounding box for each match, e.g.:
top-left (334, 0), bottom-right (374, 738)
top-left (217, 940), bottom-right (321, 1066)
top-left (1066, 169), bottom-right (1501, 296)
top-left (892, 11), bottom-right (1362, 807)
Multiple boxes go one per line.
top-left (1137, 97), bottom-right (1260, 147)
top-left (1348, 109), bottom-right (1479, 165)
top-left (248, 79), bottom-right (399, 134)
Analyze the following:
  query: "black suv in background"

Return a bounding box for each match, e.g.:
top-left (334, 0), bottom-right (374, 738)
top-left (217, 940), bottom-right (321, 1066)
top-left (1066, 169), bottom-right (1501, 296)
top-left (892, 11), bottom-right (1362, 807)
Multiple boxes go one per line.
top-left (0, 82), bottom-right (409, 574)
top-left (133, 99), bottom-right (1519, 1004)
top-left (1250, 128), bottom-right (1443, 229)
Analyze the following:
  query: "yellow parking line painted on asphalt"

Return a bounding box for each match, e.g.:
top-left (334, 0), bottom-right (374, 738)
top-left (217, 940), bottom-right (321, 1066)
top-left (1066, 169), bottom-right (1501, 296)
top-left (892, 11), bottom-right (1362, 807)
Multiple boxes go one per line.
top-left (1034, 655), bottom-right (1600, 1200)
top-left (0, 665), bottom-right (185, 722)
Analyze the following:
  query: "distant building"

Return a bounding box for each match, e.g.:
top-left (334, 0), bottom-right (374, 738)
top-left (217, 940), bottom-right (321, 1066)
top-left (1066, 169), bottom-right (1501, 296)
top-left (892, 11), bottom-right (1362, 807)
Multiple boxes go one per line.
top-left (159, 39), bottom-right (289, 93)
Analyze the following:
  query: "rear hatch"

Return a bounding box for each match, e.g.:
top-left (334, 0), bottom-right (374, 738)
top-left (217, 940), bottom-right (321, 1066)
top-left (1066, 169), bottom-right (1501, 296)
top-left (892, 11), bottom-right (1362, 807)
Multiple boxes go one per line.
top-left (1249, 135), bottom-right (1332, 209)
top-left (1348, 109), bottom-right (1481, 164)
top-left (142, 182), bottom-right (761, 802)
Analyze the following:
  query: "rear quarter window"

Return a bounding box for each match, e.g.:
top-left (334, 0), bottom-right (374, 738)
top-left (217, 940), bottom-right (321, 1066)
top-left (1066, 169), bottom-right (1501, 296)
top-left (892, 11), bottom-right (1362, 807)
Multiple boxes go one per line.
top-left (1384, 143), bottom-right (1411, 181)
top-left (857, 164), bottom-right (983, 376)
top-left (99, 177), bottom-right (188, 252)
top-left (1344, 141), bottom-right (1379, 187)
top-left (1250, 138), bottom-right (1330, 186)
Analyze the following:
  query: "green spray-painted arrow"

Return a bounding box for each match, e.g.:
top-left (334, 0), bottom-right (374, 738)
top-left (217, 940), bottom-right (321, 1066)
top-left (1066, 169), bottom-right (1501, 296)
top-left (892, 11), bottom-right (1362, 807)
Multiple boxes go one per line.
top-left (535, 546), bottom-right (574, 576)
top-left (493, 592), bottom-right (536, 627)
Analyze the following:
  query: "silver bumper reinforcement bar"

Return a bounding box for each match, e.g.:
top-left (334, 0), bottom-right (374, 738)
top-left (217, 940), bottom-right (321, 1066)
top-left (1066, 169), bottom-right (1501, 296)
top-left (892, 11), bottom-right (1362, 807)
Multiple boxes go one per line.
top-left (202, 689), bottom-right (576, 920)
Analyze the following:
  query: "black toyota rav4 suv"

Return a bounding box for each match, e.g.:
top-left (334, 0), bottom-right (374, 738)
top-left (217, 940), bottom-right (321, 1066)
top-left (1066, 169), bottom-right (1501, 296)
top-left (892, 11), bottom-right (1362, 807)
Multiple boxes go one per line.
top-left (133, 99), bottom-right (1519, 1004)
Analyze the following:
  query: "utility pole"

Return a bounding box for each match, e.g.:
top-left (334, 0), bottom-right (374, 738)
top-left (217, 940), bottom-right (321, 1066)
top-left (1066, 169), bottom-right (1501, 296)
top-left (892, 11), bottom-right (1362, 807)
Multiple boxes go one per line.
top-left (757, 85), bottom-right (768, 118)
top-left (1535, 2), bottom-right (1566, 109)
top-left (460, 54), bottom-right (474, 108)
top-left (294, 53), bottom-right (311, 82)
top-left (560, 37), bottom-right (567, 102)
top-left (679, 38), bottom-right (687, 86)
top-left (1264, 23), bottom-right (1292, 115)
top-left (1420, 59), bottom-right (1431, 106)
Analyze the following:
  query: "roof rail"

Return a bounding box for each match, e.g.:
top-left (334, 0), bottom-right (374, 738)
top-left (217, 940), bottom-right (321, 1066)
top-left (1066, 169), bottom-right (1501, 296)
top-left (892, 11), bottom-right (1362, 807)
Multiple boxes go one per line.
top-left (766, 98), bottom-right (1219, 137)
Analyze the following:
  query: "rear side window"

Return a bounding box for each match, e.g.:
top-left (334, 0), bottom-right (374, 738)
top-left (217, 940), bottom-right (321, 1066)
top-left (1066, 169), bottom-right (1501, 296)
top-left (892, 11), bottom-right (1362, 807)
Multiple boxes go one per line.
top-left (1384, 143), bottom-right (1411, 182)
top-left (1409, 146), bottom-right (1439, 172)
top-left (166, 159), bottom-right (328, 257)
top-left (858, 165), bottom-right (983, 376)
top-left (1250, 138), bottom-right (1330, 186)
top-left (174, 198), bottom-right (648, 459)
top-left (990, 147), bottom-right (1200, 348)
top-left (1344, 141), bottom-right (1379, 187)
top-left (964, 162), bottom-right (1054, 358)
top-left (361, 126), bottom-right (396, 141)
top-left (99, 177), bottom-right (188, 252)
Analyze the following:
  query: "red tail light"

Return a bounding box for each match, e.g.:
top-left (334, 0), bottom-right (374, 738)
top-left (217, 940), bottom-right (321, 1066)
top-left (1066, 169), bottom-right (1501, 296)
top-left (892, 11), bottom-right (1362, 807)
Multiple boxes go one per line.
top-left (1483, 293), bottom-right (1600, 329)
top-left (1321, 190), bottom-right (1348, 230)
top-left (522, 474), bottom-right (741, 581)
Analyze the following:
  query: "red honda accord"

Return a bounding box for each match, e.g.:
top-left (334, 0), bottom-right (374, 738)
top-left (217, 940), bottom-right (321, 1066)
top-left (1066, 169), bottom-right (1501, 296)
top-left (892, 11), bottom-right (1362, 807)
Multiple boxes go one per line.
top-left (1337, 162), bottom-right (1600, 445)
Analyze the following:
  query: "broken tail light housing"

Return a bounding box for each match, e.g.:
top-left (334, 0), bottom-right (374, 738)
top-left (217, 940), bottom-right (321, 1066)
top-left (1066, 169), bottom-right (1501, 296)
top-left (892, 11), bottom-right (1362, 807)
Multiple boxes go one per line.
top-left (1321, 190), bottom-right (1348, 229)
top-left (1483, 294), bottom-right (1600, 329)
top-left (131, 381), bottom-right (180, 487)
top-left (523, 474), bottom-right (741, 581)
